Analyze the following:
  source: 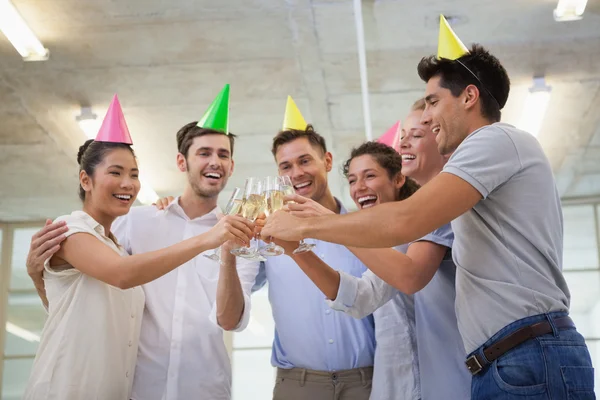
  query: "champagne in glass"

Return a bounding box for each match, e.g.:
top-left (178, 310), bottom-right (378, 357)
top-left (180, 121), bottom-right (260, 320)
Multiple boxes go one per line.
top-left (240, 193), bottom-right (265, 221)
top-left (265, 190), bottom-right (285, 215)
top-left (228, 198), bottom-right (244, 216)
top-left (260, 176), bottom-right (286, 257)
top-left (280, 175), bottom-right (295, 201)
top-left (204, 187), bottom-right (242, 262)
top-left (231, 178), bottom-right (265, 258)
top-left (279, 175), bottom-right (315, 254)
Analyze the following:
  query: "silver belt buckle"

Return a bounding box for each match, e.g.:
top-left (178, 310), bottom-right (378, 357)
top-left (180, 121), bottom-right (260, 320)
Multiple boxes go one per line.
top-left (465, 354), bottom-right (483, 375)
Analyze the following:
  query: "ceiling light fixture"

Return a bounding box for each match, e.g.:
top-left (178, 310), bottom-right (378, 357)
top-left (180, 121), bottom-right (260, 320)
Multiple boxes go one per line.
top-left (0, 0), bottom-right (49, 61)
top-left (518, 76), bottom-right (552, 138)
top-left (554, 0), bottom-right (588, 21)
top-left (76, 107), bottom-right (100, 139)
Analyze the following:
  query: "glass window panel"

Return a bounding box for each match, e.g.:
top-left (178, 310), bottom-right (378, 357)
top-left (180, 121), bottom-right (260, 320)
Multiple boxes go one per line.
top-left (2, 357), bottom-right (34, 400)
top-left (4, 293), bottom-right (46, 357)
top-left (233, 285), bottom-right (274, 349)
top-left (232, 348), bottom-right (275, 400)
top-left (564, 271), bottom-right (600, 338)
top-left (562, 205), bottom-right (599, 270)
top-left (10, 227), bottom-right (43, 290)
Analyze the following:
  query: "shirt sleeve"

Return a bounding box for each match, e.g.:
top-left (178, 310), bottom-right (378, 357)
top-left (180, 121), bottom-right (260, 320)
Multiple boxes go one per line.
top-left (443, 125), bottom-right (522, 199)
top-left (112, 213), bottom-right (132, 255)
top-left (327, 269), bottom-right (398, 319)
top-left (43, 215), bottom-right (94, 276)
top-left (415, 223), bottom-right (454, 249)
top-left (208, 256), bottom-right (260, 332)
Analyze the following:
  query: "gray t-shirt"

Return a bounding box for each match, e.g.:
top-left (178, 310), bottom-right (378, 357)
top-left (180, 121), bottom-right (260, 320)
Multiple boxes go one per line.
top-left (443, 122), bottom-right (570, 353)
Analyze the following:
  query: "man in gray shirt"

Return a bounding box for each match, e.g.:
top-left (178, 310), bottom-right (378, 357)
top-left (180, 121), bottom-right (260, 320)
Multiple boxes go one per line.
top-left (261, 44), bottom-right (595, 399)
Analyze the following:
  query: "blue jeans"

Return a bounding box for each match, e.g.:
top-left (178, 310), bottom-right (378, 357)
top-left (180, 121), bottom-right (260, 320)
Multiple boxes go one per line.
top-left (469, 312), bottom-right (595, 399)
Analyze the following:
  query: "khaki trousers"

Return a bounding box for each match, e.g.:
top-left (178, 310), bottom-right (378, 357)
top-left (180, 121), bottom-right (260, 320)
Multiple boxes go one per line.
top-left (272, 367), bottom-right (373, 400)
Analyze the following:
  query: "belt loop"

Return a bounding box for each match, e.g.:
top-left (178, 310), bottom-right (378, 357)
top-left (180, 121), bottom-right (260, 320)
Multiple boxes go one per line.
top-left (546, 313), bottom-right (559, 337)
top-left (359, 368), bottom-right (366, 386)
top-left (300, 369), bottom-right (306, 387)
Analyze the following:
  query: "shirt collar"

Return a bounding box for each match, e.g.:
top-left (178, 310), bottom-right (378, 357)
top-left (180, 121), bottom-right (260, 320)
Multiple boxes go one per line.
top-left (71, 210), bottom-right (120, 244)
top-left (164, 196), bottom-right (221, 221)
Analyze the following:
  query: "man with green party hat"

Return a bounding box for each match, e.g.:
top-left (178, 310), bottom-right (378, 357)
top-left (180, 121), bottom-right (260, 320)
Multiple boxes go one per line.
top-left (261, 16), bottom-right (595, 399)
top-left (25, 85), bottom-right (260, 400)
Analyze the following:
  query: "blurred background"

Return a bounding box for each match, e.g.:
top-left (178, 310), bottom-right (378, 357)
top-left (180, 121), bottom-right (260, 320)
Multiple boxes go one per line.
top-left (0, 0), bottom-right (599, 398)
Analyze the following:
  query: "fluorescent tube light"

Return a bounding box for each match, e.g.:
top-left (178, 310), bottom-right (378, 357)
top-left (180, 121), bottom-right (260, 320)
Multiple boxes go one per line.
top-left (0, 0), bottom-right (49, 60)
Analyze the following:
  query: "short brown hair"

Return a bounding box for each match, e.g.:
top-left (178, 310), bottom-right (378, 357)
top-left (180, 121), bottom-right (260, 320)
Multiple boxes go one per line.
top-left (411, 98), bottom-right (426, 112)
top-left (176, 122), bottom-right (237, 159)
top-left (343, 141), bottom-right (420, 201)
top-left (271, 125), bottom-right (327, 157)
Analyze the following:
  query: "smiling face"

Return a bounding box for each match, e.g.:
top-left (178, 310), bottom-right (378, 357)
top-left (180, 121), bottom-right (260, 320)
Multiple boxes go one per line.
top-left (347, 154), bottom-right (404, 209)
top-left (399, 109), bottom-right (448, 184)
top-left (275, 137), bottom-right (332, 203)
top-left (177, 134), bottom-right (234, 199)
top-left (421, 75), bottom-right (471, 155)
top-left (80, 147), bottom-right (140, 217)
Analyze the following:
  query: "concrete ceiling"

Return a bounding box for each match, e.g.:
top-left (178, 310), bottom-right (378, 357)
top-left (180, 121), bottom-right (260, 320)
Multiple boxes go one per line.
top-left (1, 0), bottom-right (600, 221)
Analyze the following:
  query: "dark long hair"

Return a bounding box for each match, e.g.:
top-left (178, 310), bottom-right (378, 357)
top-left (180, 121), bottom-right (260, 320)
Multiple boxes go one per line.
top-left (77, 139), bottom-right (136, 201)
top-left (342, 141), bottom-right (419, 201)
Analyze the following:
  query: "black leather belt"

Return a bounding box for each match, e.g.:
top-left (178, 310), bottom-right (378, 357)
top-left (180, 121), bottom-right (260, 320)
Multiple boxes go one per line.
top-left (465, 316), bottom-right (575, 375)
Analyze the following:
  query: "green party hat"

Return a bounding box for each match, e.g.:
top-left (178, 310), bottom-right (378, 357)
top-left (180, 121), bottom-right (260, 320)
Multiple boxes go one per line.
top-left (197, 84), bottom-right (230, 133)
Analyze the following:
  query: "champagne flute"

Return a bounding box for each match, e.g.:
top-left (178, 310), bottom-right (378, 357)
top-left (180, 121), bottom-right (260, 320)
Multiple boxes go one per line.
top-left (280, 175), bottom-right (295, 199)
top-left (280, 175), bottom-right (315, 254)
top-left (259, 176), bottom-right (286, 257)
top-left (231, 177), bottom-right (265, 258)
top-left (204, 187), bottom-right (242, 262)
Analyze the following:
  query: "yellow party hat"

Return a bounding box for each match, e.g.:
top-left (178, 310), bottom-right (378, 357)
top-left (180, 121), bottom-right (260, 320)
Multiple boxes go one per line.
top-left (437, 15), bottom-right (469, 60)
top-left (282, 96), bottom-right (308, 131)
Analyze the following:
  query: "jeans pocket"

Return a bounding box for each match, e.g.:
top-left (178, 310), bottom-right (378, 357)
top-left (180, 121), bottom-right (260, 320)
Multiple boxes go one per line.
top-left (491, 341), bottom-right (547, 396)
top-left (561, 366), bottom-right (596, 400)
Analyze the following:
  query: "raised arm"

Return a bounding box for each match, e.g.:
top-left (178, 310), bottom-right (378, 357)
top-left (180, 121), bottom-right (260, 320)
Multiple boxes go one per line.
top-left (262, 173), bottom-right (481, 247)
top-left (213, 241), bottom-right (259, 331)
top-left (271, 240), bottom-right (394, 319)
top-left (348, 240), bottom-right (447, 295)
top-left (56, 215), bottom-right (254, 289)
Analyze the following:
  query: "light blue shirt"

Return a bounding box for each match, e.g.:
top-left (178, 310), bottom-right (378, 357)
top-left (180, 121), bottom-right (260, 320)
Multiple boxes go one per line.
top-left (330, 224), bottom-right (471, 400)
top-left (255, 202), bottom-right (376, 371)
top-left (415, 226), bottom-right (470, 400)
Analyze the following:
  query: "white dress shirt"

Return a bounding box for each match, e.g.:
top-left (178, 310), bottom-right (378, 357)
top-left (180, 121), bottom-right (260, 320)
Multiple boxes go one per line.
top-left (112, 200), bottom-right (260, 400)
top-left (24, 211), bottom-right (145, 400)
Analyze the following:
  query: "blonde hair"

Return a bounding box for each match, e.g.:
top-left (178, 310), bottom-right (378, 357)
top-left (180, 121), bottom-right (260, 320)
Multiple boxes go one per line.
top-left (411, 98), bottom-right (426, 112)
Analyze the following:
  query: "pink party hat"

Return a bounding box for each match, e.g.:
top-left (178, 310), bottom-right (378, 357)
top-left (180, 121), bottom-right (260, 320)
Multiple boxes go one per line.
top-left (95, 94), bottom-right (133, 144)
top-left (377, 121), bottom-right (401, 151)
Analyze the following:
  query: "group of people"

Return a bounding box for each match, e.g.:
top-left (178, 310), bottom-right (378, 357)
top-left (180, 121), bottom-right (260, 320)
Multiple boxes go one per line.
top-left (22, 16), bottom-right (595, 400)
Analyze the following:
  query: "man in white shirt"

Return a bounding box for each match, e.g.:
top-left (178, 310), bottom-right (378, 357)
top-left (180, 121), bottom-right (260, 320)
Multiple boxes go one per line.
top-left (27, 121), bottom-right (260, 400)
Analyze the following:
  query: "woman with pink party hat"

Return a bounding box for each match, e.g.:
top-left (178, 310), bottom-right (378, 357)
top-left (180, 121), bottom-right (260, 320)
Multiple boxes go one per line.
top-left (23, 95), bottom-right (254, 400)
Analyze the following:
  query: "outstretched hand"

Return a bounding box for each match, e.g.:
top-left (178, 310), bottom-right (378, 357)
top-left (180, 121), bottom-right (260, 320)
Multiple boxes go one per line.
top-left (260, 210), bottom-right (307, 242)
top-left (284, 194), bottom-right (335, 218)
